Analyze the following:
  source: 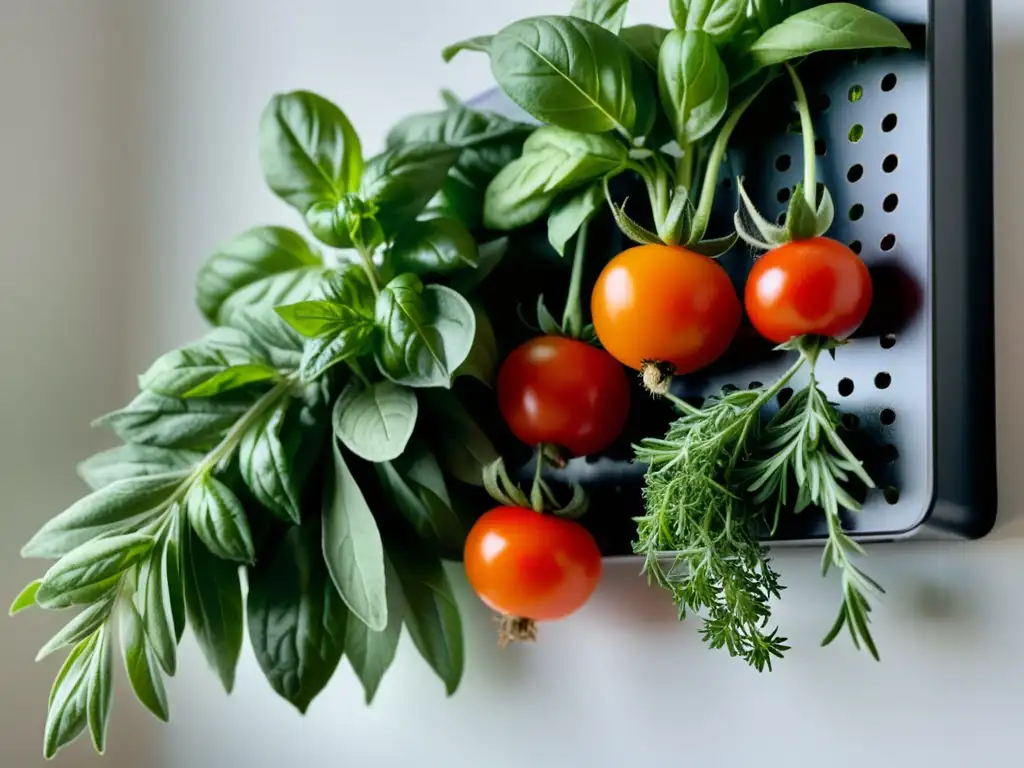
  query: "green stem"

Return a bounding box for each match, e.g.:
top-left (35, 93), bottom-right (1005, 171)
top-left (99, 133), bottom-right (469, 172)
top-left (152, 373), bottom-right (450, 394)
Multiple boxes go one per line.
top-left (676, 148), bottom-right (694, 195)
top-left (357, 246), bottom-right (381, 297)
top-left (530, 447), bottom-right (547, 514)
top-left (561, 219), bottom-right (591, 339)
top-left (347, 359), bottom-right (371, 388)
top-left (785, 63), bottom-right (817, 209)
top-left (754, 0), bottom-right (772, 32)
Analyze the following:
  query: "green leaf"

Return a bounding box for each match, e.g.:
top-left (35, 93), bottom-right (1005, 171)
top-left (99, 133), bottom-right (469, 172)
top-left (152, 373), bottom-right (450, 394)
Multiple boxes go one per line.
top-left (185, 475), bottom-right (255, 564)
top-left (721, 15), bottom-right (763, 87)
top-left (332, 380), bottom-right (418, 463)
top-left (360, 143), bottom-right (460, 236)
top-left (300, 327), bottom-right (375, 382)
top-left (749, 2), bottom-right (912, 69)
top-left (620, 24), bottom-right (670, 70)
top-left (419, 390), bottom-right (499, 487)
top-left (180, 523), bottom-right (243, 693)
top-left (78, 446), bottom-right (202, 492)
top-left (456, 301), bottom-right (499, 387)
top-left (441, 35), bottom-right (493, 62)
top-left (182, 364), bottom-right (279, 399)
top-left (239, 396), bottom-right (302, 525)
top-left (276, 300), bottom-right (360, 339)
top-left (671, 0), bottom-right (748, 46)
top-left (37, 599), bottom-right (114, 661)
top-left (86, 625), bottom-right (113, 754)
top-left (548, 183), bottom-right (603, 256)
top-left (136, 535), bottom-right (179, 675)
top-left (195, 226), bottom-right (322, 325)
top-left (451, 237), bottom-right (508, 294)
top-left (37, 534), bottom-right (155, 609)
top-left (44, 635), bottom-right (96, 760)
top-left (139, 327), bottom-right (269, 398)
top-left (247, 525), bottom-right (347, 714)
top-left (119, 599), bottom-right (169, 722)
top-left (391, 547), bottom-right (464, 696)
top-left (484, 127), bottom-right (627, 230)
top-left (95, 390), bottom-right (253, 451)
top-left (345, 556), bottom-right (404, 704)
top-left (259, 91), bottom-right (363, 213)
top-left (9, 579), bottom-right (41, 615)
top-left (374, 274), bottom-right (476, 389)
top-left (489, 16), bottom-right (652, 135)
top-left (224, 303), bottom-right (306, 371)
top-left (166, 535), bottom-right (186, 644)
top-left (322, 441), bottom-right (388, 631)
top-left (22, 473), bottom-right (182, 560)
top-left (570, 0), bottom-right (629, 34)
top-left (658, 29), bottom-right (730, 146)
top-left (219, 267), bottom-right (327, 330)
top-left (785, 185), bottom-right (819, 241)
top-left (377, 440), bottom-right (464, 556)
top-left (389, 217), bottom-right (478, 276)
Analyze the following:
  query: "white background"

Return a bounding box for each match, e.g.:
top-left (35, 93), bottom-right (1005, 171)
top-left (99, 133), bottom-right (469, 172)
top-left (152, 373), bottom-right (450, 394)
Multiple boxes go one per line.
top-left (1, 1), bottom-right (1022, 766)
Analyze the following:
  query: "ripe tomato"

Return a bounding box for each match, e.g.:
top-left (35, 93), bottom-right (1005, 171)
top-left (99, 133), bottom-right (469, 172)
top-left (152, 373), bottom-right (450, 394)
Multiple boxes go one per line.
top-left (590, 244), bottom-right (741, 373)
top-left (497, 336), bottom-right (630, 457)
top-left (464, 506), bottom-right (602, 621)
top-left (745, 237), bottom-right (873, 344)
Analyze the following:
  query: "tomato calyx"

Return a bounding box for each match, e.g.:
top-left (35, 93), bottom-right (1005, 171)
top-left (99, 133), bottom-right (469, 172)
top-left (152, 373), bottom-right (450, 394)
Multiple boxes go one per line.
top-left (482, 455), bottom-right (589, 520)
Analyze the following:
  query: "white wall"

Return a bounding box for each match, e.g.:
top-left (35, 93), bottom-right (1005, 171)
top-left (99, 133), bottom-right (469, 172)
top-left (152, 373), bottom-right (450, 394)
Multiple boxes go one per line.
top-left (2, 1), bottom-right (1023, 766)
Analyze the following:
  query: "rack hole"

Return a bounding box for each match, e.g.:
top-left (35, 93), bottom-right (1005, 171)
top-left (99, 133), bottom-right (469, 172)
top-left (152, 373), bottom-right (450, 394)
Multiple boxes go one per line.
top-left (882, 113), bottom-right (898, 132)
top-left (875, 372), bottom-right (892, 389)
top-left (883, 193), bottom-right (899, 213)
top-left (879, 444), bottom-right (899, 464)
top-left (776, 154), bottom-right (792, 171)
top-left (815, 139), bottom-right (828, 157)
top-left (722, 384), bottom-right (739, 394)
top-left (841, 412), bottom-right (860, 431)
top-left (880, 333), bottom-right (897, 349)
top-left (849, 204), bottom-right (865, 221)
top-left (777, 187), bottom-right (791, 203)
top-left (849, 240), bottom-right (863, 255)
top-left (847, 164), bottom-right (864, 183)
top-left (880, 233), bottom-right (897, 251)
top-left (838, 378), bottom-right (855, 397)
top-left (748, 381), bottom-right (763, 390)
top-left (848, 84), bottom-right (864, 102)
top-left (778, 387), bottom-right (794, 407)
top-left (777, 211), bottom-right (788, 225)
top-left (883, 486), bottom-right (900, 505)
top-left (881, 73), bottom-right (898, 92)
top-left (849, 124), bottom-right (865, 143)
top-left (880, 408), bottom-right (896, 426)
top-left (883, 154), bottom-right (899, 173)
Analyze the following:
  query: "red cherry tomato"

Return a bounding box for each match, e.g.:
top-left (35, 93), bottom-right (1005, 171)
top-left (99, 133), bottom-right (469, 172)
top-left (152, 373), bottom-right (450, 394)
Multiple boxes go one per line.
top-left (745, 237), bottom-right (873, 344)
top-left (590, 244), bottom-right (741, 373)
top-left (464, 506), bottom-right (602, 621)
top-left (497, 336), bottom-right (630, 457)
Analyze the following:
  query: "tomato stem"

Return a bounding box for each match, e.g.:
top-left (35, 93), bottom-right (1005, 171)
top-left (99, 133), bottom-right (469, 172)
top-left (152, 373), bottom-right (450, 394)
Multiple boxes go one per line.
top-left (785, 63), bottom-right (817, 210)
top-left (530, 446), bottom-right (547, 514)
top-left (561, 219), bottom-right (591, 339)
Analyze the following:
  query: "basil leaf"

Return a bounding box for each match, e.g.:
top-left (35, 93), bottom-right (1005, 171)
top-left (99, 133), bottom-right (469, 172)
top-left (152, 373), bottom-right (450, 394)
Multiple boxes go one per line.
top-left (218, 266), bottom-right (327, 330)
top-left (548, 183), bottom-right (603, 256)
top-left (332, 381), bottom-right (418, 463)
top-left (671, 0), bottom-right (748, 46)
top-left (186, 475), bottom-right (254, 564)
top-left (441, 35), bottom-right (493, 62)
top-left (37, 533), bottom-right (155, 609)
top-left (44, 635), bottom-right (96, 760)
top-left (389, 217), bottom-right (478, 276)
top-left (119, 599), bottom-right (169, 722)
top-left (9, 579), bottom-right (41, 615)
top-left (165, 533), bottom-right (186, 643)
top-left (36, 599), bottom-right (114, 661)
top-left (322, 441), bottom-right (388, 631)
top-left (180, 523), bottom-right (243, 693)
top-left (484, 127), bottom-right (627, 230)
top-left (86, 625), bottom-right (113, 755)
top-left (196, 227), bottom-right (321, 325)
top-left (182, 364), bottom-right (279, 399)
top-left (139, 327), bottom-right (268, 398)
top-left (22, 473), bottom-right (182, 560)
top-left (451, 238), bottom-right (508, 295)
top-left (456, 301), bottom-right (499, 387)
top-left (391, 547), bottom-right (464, 695)
top-left (749, 3), bottom-right (912, 69)
top-left (489, 16), bottom-right (651, 135)
top-left (259, 91), bottom-right (363, 213)
top-left (419, 390), bottom-right (499, 487)
top-left (620, 24), bottom-right (670, 70)
top-left (247, 525), bottom-right (347, 714)
top-left (225, 303), bottom-right (305, 372)
top-left (345, 556), bottom-right (404, 704)
top-left (374, 274), bottom-right (476, 389)
top-left (276, 300), bottom-right (357, 338)
top-left (570, 0), bottom-right (629, 33)
top-left (300, 327), bottom-right (375, 382)
top-left (77, 446), bottom-right (200, 492)
top-left (377, 441), bottom-right (464, 555)
top-left (659, 29), bottom-right (730, 146)
top-left (721, 15), bottom-right (763, 87)
top-left (360, 143), bottom-right (460, 236)
top-left (95, 390), bottom-right (253, 451)
top-left (136, 535), bottom-right (179, 675)
top-left (239, 396), bottom-right (302, 525)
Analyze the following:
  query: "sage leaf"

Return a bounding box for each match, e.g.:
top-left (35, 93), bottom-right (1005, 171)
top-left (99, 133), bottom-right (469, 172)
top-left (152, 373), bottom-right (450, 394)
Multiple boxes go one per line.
top-left (186, 475), bottom-right (255, 564)
top-left (659, 29), bottom-right (730, 146)
top-left (86, 625), bottom-right (113, 754)
top-left (37, 599), bottom-right (114, 661)
top-left (671, 0), bottom-right (748, 46)
top-left (9, 579), bottom-right (41, 615)
top-left (391, 548), bottom-right (464, 696)
top-left (455, 301), bottom-right (499, 387)
top-left (195, 226), bottom-right (322, 325)
top-left (119, 600), bottom-right (169, 722)
top-left (360, 143), bottom-right (460, 236)
top-left (441, 35), bottom-right (493, 62)
top-left (22, 473), bottom-right (181, 560)
top-left (239, 396), bottom-right (302, 525)
top-left (44, 635), bottom-right (96, 760)
top-left (260, 91), bottom-right (363, 213)
top-left (95, 390), bottom-right (253, 451)
top-left (322, 441), bottom-right (388, 632)
top-left (345, 556), bottom-right (404, 704)
top-left (247, 525), bottom-right (348, 714)
top-left (139, 327), bottom-right (268, 398)
top-left (489, 16), bottom-right (652, 135)
top-left (136, 536), bottom-right (179, 675)
top-left (419, 390), bottom-right (499, 487)
top-left (749, 3), bottom-right (912, 69)
top-left (374, 274), bottom-right (476, 389)
top-left (620, 24), bottom-right (670, 70)
top-left (570, 0), bottom-right (629, 33)
top-left (77, 445), bottom-right (202, 491)
top-left (548, 183), bottom-right (603, 256)
top-left (37, 533), bottom-right (155, 609)
top-left (332, 380), bottom-right (418, 463)
top-left (389, 217), bottom-right (478, 276)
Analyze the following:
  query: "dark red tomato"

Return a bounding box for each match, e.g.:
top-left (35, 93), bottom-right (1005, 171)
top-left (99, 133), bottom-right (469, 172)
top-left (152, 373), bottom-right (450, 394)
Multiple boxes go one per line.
top-left (590, 244), bottom-right (741, 373)
top-left (745, 237), bottom-right (873, 344)
top-left (464, 506), bottom-right (602, 621)
top-left (497, 336), bottom-right (630, 457)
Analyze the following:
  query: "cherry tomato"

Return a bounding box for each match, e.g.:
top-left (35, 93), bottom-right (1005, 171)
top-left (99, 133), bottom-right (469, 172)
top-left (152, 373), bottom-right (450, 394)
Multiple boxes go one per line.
top-left (745, 237), bottom-right (873, 344)
top-left (590, 244), bottom-right (741, 373)
top-left (497, 336), bottom-right (630, 457)
top-left (464, 506), bottom-right (602, 621)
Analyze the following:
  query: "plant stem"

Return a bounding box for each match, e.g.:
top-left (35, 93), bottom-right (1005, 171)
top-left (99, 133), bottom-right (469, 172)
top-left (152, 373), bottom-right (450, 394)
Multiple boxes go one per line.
top-left (561, 219), bottom-right (591, 339)
top-left (357, 246), bottom-right (381, 297)
top-left (676, 148), bottom-right (694, 196)
top-left (785, 63), bottom-right (817, 210)
top-left (530, 447), bottom-right (547, 514)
